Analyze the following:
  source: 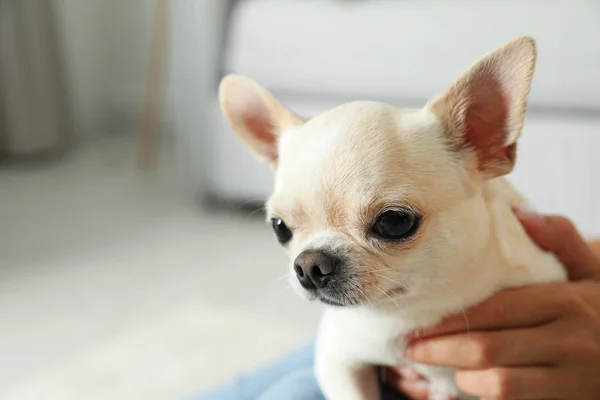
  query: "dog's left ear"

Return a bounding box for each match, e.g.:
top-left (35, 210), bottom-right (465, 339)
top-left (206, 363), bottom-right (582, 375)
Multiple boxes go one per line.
top-left (428, 36), bottom-right (537, 179)
top-left (219, 74), bottom-right (305, 166)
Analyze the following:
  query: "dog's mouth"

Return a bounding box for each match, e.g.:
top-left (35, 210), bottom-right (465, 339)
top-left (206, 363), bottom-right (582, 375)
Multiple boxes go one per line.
top-left (297, 267), bottom-right (408, 307)
top-left (313, 285), bottom-right (406, 307)
top-left (318, 295), bottom-right (347, 307)
top-left (311, 290), bottom-right (360, 307)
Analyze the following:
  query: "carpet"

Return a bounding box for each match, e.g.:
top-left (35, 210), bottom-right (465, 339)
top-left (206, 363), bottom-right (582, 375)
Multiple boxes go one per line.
top-left (2, 303), bottom-right (315, 400)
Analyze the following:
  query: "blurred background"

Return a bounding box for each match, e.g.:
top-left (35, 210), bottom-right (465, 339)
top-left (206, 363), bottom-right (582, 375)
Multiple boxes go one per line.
top-left (0, 0), bottom-right (599, 399)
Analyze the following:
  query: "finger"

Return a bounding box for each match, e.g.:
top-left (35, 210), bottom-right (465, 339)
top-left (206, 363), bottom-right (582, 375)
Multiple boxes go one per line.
top-left (589, 240), bottom-right (600, 258)
top-left (398, 381), bottom-right (429, 400)
top-left (385, 369), bottom-right (429, 400)
top-left (388, 366), bottom-right (423, 381)
top-left (515, 210), bottom-right (600, 281)
top-left (407, 327), bottom-right (557, 368)
top-left (410, 284), bottom-right (563, 338)
top-left (455, 367), bottom-right (569, 399)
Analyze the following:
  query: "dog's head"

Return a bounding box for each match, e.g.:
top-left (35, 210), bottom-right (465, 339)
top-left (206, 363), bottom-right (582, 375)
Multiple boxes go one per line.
top-left (219, 37), bottom-right (536, 307)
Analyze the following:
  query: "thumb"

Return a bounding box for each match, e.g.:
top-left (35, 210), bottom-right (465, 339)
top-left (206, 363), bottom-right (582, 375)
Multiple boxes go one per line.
top-left (515, 210), bottom-right (600, 281)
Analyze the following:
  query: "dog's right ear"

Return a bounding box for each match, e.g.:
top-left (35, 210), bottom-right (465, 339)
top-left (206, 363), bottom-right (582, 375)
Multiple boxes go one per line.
top-left (219, 74), bottom-right (305, 166)
top-left (427, 36), bottom-right (537, 179)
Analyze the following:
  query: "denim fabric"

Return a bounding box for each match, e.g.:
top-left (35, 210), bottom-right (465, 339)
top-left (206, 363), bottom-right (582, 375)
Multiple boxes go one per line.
top-left (192, 341), bottom-right (409, 400)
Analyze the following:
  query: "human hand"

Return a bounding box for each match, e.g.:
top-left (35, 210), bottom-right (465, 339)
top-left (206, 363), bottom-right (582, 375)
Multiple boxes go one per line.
top-left (387, 212), bottom-right (600, 400)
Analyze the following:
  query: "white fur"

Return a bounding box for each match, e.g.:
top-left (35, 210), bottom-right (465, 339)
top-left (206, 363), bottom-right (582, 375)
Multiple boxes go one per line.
top-left (283, 107), bottom-right (566, 399)
top-left (218, 37), bottom-right (567, 399)
top-left (313, 175), bottom-right (565, 400)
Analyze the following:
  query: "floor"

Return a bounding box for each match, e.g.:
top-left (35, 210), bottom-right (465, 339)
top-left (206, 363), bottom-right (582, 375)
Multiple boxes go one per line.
top-left (0, 135), bottom-right (320, 400)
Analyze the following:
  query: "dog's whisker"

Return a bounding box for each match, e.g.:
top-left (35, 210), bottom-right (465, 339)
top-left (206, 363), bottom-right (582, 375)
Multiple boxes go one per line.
top-left (352, 284), bottom-right (373, 307)
top-left (375, 286), bottom-right (402, 311)
top-left (234, 198), bottom-right (266, 212)
top-left (378, 274), bottom-right (408, 290)
top-left (410, 328), bottom-right (423, 341)
top-left (437, 282), bottom-right (470, 332)
top-left (268, 274), bottom-right (290, 289)
top-left (247, 209), bottom-right (263, 218)
top-left (354, 268), bottom-right (396, 275)
top-left (374, 263), bottom-right (410, 317)
top-left (263, 274), bottom-right (295, 294)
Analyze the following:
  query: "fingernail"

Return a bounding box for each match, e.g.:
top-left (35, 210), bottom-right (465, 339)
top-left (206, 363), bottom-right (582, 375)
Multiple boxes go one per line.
top-left (514, 208), bottom-right (546, 223)
top-left (403, 345), bottom-right (412, 359)
top-left (428, 394), bottom-right (452, 400)
top-left (405, 329), bottom-right (422, 342)
top-left (397, 366), bottom-right (421, 380)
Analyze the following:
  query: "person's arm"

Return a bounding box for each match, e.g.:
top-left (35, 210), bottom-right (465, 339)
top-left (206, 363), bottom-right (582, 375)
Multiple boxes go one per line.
top-left (590, 239), bottom-right (600, 258)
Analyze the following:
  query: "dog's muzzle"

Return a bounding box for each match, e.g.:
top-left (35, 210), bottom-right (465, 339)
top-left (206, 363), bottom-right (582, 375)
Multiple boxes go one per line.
top-left (293, 249), bottom-right (357, 306)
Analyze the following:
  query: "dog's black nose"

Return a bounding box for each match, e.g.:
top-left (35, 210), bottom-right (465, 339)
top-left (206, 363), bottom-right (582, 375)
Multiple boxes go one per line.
top-left (294, 250), bottom-right (338, 290)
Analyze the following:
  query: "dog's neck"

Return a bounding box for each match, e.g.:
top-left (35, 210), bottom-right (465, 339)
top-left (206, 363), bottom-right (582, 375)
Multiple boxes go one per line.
top-left (479, 178), bottom-right (564, 287)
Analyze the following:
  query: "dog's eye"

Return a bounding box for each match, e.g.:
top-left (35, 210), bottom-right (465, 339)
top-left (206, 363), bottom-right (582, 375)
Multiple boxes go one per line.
top-left (271, 218), bottom-right (293, 244)
top-left (372, 210), bottom-right (420, 240)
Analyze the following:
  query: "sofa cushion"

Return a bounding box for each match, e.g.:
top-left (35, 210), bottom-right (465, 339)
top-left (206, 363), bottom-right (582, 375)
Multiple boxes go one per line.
top-left (225, 0), bottom-right (600, 110)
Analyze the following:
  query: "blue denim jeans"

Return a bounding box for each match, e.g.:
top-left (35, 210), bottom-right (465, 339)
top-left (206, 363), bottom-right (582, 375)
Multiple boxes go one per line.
top-left (193, 341), bottom-right (408, 400)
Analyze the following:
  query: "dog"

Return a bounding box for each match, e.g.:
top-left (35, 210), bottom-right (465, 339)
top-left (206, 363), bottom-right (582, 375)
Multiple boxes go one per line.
top-left (218, 36), bottom-right (567, 399)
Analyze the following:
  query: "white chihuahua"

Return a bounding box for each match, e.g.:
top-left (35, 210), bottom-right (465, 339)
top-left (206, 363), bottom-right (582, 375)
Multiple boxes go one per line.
top-left (218, 37), bottom-right (566, 400)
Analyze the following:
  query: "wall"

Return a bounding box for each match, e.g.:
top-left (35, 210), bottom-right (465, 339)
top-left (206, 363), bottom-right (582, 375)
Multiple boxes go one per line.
top-left (54, 0), bottom-right (160, 138)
